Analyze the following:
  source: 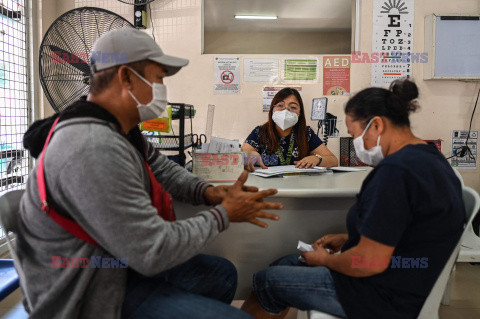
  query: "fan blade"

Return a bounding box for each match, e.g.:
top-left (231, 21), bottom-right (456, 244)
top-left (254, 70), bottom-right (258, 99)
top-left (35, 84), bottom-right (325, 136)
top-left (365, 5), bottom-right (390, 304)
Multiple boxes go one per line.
top-left (48, 45), bottom-right (92, 77)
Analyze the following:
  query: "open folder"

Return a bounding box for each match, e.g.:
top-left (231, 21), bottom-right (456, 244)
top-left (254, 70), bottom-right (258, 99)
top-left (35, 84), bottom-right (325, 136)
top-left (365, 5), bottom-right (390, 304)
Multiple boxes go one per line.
top-left (251, 165), bottom-right (327, 178)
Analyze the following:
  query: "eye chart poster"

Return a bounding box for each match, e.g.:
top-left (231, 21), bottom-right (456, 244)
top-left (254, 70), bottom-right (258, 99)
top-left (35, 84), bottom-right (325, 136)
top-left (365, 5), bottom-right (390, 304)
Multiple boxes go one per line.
top-left (371, 0), bottom-right (414, 87)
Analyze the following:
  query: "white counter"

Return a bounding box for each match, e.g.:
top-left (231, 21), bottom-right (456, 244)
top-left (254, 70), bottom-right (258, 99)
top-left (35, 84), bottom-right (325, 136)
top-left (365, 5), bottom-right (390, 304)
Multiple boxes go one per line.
top-left (215, 168), bottom-right (372, 198)
top-left (175, 168), bottom-right (372, 298)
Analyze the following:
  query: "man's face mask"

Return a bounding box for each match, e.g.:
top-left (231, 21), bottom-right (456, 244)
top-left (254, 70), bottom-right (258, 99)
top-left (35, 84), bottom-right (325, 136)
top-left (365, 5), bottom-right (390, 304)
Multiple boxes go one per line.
top-left (127, 67), bottom-right (168, 122)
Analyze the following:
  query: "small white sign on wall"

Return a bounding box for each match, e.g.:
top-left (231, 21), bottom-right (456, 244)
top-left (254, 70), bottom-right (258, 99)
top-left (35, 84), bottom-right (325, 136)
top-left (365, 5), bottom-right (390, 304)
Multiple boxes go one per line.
top-left (450, 130), bottom-right (478, 169)
top-left (214, 56), bottom-right (240, 94)
top-left (243, 58), bottom-right (279, 83)
top-left (262, 86), bottom-right (302, 112)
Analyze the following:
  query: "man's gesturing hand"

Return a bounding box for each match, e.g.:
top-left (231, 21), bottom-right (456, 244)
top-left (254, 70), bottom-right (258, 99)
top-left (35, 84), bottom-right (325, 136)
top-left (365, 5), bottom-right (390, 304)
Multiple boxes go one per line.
top-left (204, 184), bottom-right (259, 205)
top-left (221, 171), bottom-right (282, 228)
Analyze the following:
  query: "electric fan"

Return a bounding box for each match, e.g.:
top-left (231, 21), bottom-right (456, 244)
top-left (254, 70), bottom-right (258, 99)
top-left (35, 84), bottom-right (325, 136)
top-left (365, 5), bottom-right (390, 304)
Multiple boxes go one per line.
top-left (118, 0), bottom-right (156, 5)
top-left (39, 7), bottom-right (134, 113)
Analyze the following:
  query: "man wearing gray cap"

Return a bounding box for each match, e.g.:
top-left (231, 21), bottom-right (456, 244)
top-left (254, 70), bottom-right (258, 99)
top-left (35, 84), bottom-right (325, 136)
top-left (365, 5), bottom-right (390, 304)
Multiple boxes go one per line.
top-left (18, 28), bottom-right (281, 318)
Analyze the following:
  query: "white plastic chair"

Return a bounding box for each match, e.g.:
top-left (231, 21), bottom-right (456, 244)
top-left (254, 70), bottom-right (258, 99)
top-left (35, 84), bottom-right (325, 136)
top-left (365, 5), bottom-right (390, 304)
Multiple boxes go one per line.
top-left (458, 181), bottom-right (480, 262)
top-left (298, 186), bottom-right (480, 319)
top-left (0, 190), bottom-right (30, 317)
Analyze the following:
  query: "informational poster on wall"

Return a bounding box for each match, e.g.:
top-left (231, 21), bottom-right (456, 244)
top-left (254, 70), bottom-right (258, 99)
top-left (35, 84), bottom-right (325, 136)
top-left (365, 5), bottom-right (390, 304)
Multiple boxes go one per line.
top-left (371, 0), bottom-right (414, 87)
top-left (323, 56), bottom-right (350, 95)
top-left (450, 130), bottom-right (478, 169)
top-left (244, 58), bottom-right (279, 82)
top-left (214, 56), bottom-right (240, 94)
top-left (262, 86), bottom-right (302, 112)
top-left (282, 58), bottom-right (319, 83)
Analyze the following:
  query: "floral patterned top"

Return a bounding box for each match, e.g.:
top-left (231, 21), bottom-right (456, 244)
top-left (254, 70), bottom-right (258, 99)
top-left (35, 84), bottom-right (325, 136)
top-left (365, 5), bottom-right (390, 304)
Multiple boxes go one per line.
top-left (244, 126), bottom-right (323, 166)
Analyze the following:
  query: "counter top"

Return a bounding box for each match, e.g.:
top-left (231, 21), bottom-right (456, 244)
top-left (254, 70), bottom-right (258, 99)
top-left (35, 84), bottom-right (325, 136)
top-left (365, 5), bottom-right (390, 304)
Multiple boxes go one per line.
top-left (213, 167), bottom-right (373, 198)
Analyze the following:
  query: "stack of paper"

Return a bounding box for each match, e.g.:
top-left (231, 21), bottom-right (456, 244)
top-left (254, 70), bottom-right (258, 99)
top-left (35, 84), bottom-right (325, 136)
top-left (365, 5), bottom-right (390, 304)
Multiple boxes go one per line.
top-left (196, 137), bottom-right (241, 154)
top-left (251, 165), bottom-right (327, 178)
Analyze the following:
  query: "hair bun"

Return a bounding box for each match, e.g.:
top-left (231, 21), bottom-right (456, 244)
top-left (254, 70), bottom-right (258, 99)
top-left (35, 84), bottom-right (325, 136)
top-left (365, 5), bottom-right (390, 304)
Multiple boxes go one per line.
top-left (390, 79), bottom-right (419, 103)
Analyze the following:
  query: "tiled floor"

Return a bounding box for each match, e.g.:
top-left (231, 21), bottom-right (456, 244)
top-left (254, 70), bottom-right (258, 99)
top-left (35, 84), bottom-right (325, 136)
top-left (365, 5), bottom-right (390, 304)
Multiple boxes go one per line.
top-left (1, 263), bottom-right (479, 318)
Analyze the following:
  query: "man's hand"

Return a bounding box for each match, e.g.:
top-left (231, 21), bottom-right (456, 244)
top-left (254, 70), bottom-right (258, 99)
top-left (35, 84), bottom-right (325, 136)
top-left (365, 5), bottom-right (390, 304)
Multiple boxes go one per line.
top-left (315, 233), bottom-right (348, 253)
top-left (302, 242), bottom-right (330, 266)
top-left (244, 153), bottom-right (267, 172)
top-left (221, 171), bottom-right (282, 228)
top-left (204, 184), bottom-right (259, 205)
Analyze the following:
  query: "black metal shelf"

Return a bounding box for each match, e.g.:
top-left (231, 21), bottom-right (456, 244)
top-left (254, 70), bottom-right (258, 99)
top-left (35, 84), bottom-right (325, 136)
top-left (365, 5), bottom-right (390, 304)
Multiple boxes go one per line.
top-left (145, 134), bottom-right (193, 151)
top-left (169, 103), bottom-right (195, 120)
top-left (143, 103), bottom-right (195, 167)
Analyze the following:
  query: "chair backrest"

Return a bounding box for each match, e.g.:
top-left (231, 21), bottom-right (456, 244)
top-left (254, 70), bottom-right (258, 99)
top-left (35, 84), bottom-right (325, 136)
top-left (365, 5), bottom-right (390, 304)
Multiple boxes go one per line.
top-left (452, 168), bottom-right (465, 188)
top-left (0, 190), bottom-right (33, 311)
top-left (417, 186), bottom-right (480, 319)
top-left (0, 190), bottom-right (24, 233)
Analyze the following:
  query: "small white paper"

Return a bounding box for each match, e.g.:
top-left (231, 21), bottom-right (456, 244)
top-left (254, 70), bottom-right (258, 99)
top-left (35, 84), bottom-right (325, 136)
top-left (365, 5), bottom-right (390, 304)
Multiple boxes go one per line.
top-left (251, 165), bottom-right (326, 178)
top-left (450, 130), bottom-right (478, 169)
top-left (297, 240), bottom-right (314, 252)
top-left (214, 57), bottom-right (240, 94)
top-left (297, 240), bottom-right (314, 263)
top-left (207, 137), bottom-right (240, 154)
top-left (244, 58), bottom-right (279, 82)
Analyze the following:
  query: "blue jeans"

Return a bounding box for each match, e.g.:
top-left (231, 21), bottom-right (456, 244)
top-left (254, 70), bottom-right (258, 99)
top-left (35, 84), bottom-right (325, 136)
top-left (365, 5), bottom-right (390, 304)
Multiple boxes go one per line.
top-left (253, 255), bottom-right (346, 317)
top-left (121, 254), bottom-right (252, 319)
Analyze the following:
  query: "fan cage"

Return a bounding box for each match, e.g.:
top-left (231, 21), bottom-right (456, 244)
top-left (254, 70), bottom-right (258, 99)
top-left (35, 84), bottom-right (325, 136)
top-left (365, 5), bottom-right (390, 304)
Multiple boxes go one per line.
top-left (39, 7), bottom-right (134, 113)
top-left (117, 0), bottom-right (157, 5)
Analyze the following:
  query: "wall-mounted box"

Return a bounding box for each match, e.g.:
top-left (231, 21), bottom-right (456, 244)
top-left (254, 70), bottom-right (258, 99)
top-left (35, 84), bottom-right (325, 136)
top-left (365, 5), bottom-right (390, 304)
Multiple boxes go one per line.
top-left (424, 15), bottom-right (480, 80)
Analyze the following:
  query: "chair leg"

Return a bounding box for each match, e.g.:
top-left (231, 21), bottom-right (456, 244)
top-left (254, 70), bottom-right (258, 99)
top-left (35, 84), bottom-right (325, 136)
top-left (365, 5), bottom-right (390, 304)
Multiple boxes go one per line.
top-left (441, 266), bottom-right (455, 305)
top-left (296, 310), bottom-right (308, 319)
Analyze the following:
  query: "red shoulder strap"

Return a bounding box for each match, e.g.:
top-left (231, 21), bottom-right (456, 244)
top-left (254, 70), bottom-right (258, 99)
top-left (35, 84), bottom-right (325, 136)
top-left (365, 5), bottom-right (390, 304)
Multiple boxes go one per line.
top-left (144, 161), bottom-right (176, 221)
top-left (36, 117), bottom-right (99, 246)
top-left (37, 117), bottom-right (59, 212)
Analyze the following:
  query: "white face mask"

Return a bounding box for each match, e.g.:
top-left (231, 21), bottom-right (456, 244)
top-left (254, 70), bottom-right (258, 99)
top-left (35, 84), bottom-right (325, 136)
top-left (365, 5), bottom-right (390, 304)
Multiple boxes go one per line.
top-left (272, 109), bottom-right (299, 131)
top-left (353, 119), bottom-right (384, 166)
top-left (127, 67), bottom-right (168, 122)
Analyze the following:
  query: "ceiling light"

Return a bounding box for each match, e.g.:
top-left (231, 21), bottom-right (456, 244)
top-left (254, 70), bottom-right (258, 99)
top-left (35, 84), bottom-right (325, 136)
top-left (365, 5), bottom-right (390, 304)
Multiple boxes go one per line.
top-left (234, 15), bottom-right (277, 20)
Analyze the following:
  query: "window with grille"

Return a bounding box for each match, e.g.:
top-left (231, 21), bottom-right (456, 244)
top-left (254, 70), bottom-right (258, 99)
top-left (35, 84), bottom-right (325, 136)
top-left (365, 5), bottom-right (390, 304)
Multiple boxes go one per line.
top-left (0, 0), bottom-right (31, 242)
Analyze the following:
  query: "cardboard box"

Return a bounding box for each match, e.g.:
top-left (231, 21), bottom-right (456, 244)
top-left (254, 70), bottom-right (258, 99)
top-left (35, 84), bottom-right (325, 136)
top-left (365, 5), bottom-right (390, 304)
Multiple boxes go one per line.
top-left (192, 152), bottom-right (244, 183)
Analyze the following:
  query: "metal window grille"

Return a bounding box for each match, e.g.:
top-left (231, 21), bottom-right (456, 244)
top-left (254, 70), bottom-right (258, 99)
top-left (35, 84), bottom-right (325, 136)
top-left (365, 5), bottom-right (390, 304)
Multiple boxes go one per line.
top-left (0, 0), bottom-right (31, 241)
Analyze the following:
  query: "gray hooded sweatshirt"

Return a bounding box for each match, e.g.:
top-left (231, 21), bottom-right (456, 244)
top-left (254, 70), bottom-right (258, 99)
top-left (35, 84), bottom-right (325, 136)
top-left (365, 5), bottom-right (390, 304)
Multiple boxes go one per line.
top-left (17, 101), bottom-right (229, 318)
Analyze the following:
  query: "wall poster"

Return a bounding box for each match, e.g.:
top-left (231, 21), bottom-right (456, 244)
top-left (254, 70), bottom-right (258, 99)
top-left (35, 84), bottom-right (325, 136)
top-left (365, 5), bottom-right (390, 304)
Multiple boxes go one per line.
top-left (371, 0), bottom-right (415, 87)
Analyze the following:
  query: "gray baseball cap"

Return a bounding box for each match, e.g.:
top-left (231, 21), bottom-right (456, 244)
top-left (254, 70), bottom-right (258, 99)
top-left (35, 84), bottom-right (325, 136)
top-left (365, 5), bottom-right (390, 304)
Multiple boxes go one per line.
top-left (90, 28), bottom-right (189, 76)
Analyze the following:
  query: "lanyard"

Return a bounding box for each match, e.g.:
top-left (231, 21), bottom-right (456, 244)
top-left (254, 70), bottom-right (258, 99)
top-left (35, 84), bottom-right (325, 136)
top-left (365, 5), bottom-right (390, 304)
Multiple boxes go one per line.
top-left (276, 132), bottom-right (295, 165)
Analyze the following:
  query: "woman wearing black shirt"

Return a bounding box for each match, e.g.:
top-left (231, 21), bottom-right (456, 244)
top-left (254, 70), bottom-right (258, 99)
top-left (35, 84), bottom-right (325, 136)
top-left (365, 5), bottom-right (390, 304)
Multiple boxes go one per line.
top-left (241, 80), bottom-right (466, 319)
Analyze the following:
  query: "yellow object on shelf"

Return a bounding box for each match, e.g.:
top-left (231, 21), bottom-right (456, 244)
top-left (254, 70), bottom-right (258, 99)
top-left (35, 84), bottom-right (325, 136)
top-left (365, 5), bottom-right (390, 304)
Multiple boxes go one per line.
top-left (139, 106), bottom-right (172, 133)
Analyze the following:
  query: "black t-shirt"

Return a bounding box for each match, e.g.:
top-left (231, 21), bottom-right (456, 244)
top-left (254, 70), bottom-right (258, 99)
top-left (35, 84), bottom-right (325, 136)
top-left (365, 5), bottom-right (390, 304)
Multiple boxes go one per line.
top-left (331, 144), bottom-right (465, 319)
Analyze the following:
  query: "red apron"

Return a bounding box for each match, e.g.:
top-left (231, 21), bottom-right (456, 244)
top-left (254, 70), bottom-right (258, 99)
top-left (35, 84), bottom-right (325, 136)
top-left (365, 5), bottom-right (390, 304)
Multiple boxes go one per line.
top-left (36, 117), bottom-right (175, 246)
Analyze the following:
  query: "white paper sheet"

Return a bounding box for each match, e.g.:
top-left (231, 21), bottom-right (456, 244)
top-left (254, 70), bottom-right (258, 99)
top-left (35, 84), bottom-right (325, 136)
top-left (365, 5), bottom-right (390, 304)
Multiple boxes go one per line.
top-left (207, 137), bottom-right (240, 154)
top-left (214, 56), bottom-right (240, 94)
top-left (251, 165), bottom-right (326, 177)
top-left (244, 58), bottom-right (279, 82)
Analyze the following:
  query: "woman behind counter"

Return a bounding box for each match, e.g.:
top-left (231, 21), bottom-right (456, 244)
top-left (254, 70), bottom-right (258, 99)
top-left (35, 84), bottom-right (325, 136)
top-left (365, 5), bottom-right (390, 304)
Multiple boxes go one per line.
top-left (242, 88), bottom-right (338, 171)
